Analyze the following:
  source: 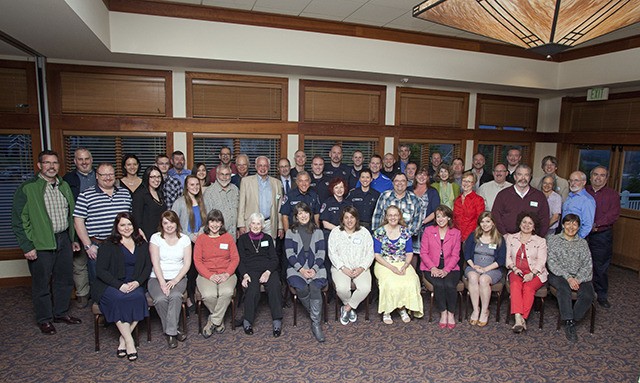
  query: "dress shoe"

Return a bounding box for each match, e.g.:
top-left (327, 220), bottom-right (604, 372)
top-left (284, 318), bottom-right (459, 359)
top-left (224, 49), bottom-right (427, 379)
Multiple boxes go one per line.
top-left (598, 299), bottom-right (611, 309)
top-left (273, 328), bottom-right (281, 338)
top-left (176, 331), bottom-right (187, 342)
top-left (447, 322), bottom-right (456, 329)
top-left (127, 352), bottom-right (138, 361)
top-left (53, 315), bottom-right (82, 325)
top-left (243, 325), bottom-right (254, 335)
top-left (167, 335), bottom-right (178, 349)
top-left (76, 295), bottom-right (90, 309)
top-left (117, 349), bottom-right (127, 358)
top-left (39, 322), bottom-right (57, 335)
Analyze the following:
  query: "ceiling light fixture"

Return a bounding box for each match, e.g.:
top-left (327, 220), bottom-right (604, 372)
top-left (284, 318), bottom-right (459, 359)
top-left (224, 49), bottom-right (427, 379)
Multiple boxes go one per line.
top-left (413, 0), bottom-right (640, 56)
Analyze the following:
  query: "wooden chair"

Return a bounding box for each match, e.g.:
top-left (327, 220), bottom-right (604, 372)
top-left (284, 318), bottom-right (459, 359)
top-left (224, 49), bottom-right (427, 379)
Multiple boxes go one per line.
top-left (332, 280), bottom-right (370, 322)
top-left (504, 281), bottom-right (547, 329)
top-left (92, 303), bottom-right (142, 352)
top-left (288, 284), bottom-right (328, 326)
top-left (420, 273), bottom-right (465, 322)
top-left (549, 285), bottom-right (596, 334)
top-left (144, 291), bottom-right (188, 341)
top-left (195, 286), bottom-right (236, 333)
top-left (462, 273), bottom-right (505, 322)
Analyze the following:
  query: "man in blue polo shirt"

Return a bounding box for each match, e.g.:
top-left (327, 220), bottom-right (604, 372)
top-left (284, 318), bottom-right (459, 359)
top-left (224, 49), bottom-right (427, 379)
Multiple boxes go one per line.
top-left (280, 171), bottom-right (321, 232)
top-left (74, 162), bottom-right (132, 291)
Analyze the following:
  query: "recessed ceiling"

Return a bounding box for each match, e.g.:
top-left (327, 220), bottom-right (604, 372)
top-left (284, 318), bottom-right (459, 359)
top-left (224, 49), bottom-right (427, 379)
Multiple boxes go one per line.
top-left (155, 0), bottom-right (640, 49)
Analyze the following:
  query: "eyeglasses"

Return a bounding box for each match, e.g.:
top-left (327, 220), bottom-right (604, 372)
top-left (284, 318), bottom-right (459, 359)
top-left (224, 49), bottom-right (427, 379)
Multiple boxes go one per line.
top-left (97, 172), bottom-right (115, 178)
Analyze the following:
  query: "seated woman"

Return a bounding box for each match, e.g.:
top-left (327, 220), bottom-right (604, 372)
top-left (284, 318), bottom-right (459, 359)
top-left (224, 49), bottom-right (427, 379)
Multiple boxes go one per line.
top-left (328, 206), bottom-right (374, 325)
top-left (547, 214), bottom-right (595, 342)
top-left (463, 212), bottom-right (506, 327)
top-left (374, 205), bottom-right (424, 325)
top-left (505, 212), bottom-right (548, 333)
top-left (148, 210), bottom-right (192, 348)
top-left (193, 209), bottom-right (239, 338)
top-left (285, 202), bottom-right (328, 342)
top-left (93, 212), bottom-right (151, 361)
top-left (420, 205), bottom-right (461, 329)
top-left (237, 212), bottom-right (283, 337)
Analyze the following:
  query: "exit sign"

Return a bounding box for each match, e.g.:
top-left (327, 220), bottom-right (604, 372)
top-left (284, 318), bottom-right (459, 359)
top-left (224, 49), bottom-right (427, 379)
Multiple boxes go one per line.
top-left (587, 87), bottom-right (609, 101)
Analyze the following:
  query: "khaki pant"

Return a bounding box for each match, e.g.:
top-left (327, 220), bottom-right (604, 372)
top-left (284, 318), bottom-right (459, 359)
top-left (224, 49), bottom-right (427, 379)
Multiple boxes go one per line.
top-left (196, 274), bottom-right (237, 326)
top-left (73, 248), bottom-right (90, 297)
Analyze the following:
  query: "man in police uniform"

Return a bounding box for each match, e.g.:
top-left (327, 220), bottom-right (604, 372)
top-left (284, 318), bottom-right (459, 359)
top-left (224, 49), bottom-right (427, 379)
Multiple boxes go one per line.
top-left (280, 171), bottom-right (321, 232)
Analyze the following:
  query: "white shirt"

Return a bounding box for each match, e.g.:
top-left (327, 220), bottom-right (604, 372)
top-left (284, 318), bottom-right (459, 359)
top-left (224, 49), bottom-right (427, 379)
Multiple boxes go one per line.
top-left (150, 232), bottom-right (191, 280)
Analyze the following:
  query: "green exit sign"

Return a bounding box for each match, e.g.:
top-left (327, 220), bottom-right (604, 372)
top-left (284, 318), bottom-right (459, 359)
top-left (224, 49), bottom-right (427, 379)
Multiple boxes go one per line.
top-left (587, 87), bottom-right (609, 101)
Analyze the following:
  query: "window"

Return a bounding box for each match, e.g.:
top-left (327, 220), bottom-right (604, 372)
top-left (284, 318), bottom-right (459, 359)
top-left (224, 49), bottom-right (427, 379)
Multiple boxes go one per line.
top-left (192, 134), bottom-right (281, 176)
top-left (476, 94), bottom-right (538, 131)
top-left (303, 138), bottom-right (377, 166)
top-left (477, 142), bottom-right (531, 169)
top-left (0, 133), bottom-right (33, 248)
top-left (401, 141), bottom-right (462, 169)
top-left (621, 148), bottom-right (640, 210)
top-left (396, 88), bottom-right (469, 128)
top-left (300, 80), bottom-right (385, 124)
top-left (577, 147), bottom-right (611, 176)
top-left (64, 134), bottom-right (167, 178)
top-left (187, 73), bottom-right (287, 120)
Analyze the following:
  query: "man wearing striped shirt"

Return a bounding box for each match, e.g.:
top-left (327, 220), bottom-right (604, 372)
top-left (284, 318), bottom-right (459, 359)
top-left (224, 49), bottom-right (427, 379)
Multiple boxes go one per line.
top-left (73, 162), bottom-right (132, 291)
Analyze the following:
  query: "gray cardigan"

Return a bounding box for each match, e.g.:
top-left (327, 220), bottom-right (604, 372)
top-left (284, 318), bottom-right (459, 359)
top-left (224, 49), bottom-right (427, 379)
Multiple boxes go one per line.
top-left (546, 233), bottom-right (593, 283)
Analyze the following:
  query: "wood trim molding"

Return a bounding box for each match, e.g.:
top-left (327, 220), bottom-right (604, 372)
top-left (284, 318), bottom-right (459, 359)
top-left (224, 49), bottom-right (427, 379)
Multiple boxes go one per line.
top-left (0, 276), bottom-right (31, 288)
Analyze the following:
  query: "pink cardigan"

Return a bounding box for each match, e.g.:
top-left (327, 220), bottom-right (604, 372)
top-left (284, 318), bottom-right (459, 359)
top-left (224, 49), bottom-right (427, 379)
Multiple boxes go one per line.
top-left (420, 225), bottom-right (461, 273)
top-left (505, 232), bottom-right (548, 283)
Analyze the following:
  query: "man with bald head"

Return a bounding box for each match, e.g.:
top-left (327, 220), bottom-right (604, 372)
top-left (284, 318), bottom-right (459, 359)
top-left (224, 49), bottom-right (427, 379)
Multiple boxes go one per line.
top-left (562, 171), bottom-right (595, 238)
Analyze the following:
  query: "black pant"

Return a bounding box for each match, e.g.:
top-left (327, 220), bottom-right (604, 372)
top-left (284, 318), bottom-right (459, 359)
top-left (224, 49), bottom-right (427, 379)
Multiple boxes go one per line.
top-left (243, 271), bottom-right (283, 324)
top-left (548, 273), bottom-right (594, 322)
top-left (424, 270), bottom-right (460, 313)
top-left (587, 230), bottom-right (612, 301)
top-left (187, 243), bottom-right (197, 305)
top-left (28, 231), bottom-right (74, 323)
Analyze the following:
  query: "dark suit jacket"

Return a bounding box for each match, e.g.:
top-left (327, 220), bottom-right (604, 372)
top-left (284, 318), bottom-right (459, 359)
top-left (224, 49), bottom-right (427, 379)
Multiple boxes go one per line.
top-left (92, 240), bottom-right (152, 302)
top-left (465, 168), bottom-right (493, 187)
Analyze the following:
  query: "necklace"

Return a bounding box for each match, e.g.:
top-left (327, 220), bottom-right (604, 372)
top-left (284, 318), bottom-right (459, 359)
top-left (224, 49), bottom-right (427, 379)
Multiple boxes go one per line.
top-left (251, 239), bottom-right (260, 253)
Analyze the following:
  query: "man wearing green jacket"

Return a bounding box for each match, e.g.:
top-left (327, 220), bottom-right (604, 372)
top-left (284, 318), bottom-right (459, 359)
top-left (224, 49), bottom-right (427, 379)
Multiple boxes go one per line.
top-left (12, 150), bottom-right (82, 334)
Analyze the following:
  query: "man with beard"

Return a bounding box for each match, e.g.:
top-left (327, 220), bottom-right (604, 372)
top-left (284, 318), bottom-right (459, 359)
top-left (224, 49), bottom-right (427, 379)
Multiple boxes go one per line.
top-left (492, 164), bottom-right (549, 235)
top-left (203, 164), bottom-right (239, 237)
top-left (168, 150), bottom-right (191, 186)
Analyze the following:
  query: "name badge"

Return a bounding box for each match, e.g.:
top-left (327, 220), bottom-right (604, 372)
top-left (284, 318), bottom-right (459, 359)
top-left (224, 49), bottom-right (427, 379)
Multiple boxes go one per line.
top-left (488, 244), bottom-right (497, 250)
top-left (261, 240), bottom-right (269, 247)
top-left (353, 237), bottom-right (362, 245)
top-left (220, 243), bottom-right (229, 250)
top-left (530, 201), bottom-right (539, 207)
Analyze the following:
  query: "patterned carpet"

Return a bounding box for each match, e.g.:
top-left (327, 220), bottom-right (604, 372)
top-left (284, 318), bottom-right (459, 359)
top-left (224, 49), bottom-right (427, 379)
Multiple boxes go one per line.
top-left (1, 266), bottom-right (639, 383)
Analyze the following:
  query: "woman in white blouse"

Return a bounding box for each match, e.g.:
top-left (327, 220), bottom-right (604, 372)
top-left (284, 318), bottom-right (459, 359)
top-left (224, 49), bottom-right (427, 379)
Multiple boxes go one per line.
top-left (328, 206), bottom-right (374, 325)
top-left (148, 210), bottom-right (192, 348)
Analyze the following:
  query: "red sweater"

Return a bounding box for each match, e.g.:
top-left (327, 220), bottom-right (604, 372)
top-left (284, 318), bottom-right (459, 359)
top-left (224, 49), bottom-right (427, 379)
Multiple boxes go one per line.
top-left (193, 233), bottom-right (239, 279)
top-left (453, 191), bottom-right (485, 241)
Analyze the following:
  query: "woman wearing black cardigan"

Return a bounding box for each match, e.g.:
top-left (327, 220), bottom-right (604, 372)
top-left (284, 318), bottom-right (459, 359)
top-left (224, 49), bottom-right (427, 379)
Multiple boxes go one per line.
top-left (236, 212), bottom-right (283, 337)
top-left (93, 212), bottom-right (151, 361)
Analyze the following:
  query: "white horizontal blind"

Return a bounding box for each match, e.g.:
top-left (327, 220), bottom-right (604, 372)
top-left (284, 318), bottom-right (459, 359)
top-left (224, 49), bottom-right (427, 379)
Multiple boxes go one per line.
top-left (303, 139), bottom-right (376, 166)
top-left (193, 135), bottom-right (281, 176)
top-left (64, 135), bottom-right (167, 178)
top-left (0, 134), bottom-right (33, 248)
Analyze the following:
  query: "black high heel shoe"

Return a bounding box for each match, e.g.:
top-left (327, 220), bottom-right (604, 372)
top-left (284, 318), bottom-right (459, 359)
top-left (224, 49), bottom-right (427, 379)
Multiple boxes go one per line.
top-left (244, 325), bottom-right (253, 335)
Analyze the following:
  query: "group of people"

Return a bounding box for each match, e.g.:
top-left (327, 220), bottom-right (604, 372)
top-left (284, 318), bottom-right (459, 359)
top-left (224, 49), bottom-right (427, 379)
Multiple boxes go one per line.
top-left (12, 144), bottom-right (621, 363)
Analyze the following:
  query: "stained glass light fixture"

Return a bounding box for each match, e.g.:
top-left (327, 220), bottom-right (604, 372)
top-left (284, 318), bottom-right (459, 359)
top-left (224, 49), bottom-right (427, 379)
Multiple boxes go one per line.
top-left (413, 0), bottom-right (640, 56)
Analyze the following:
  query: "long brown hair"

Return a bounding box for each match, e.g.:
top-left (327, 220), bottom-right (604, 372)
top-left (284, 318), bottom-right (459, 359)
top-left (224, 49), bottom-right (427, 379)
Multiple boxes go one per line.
top-left (157, 210), bottom-right (183, 239)
top-left (473, 211), bottom-right (502, 247)
top-left (183, 175), bottom-right (207, 233)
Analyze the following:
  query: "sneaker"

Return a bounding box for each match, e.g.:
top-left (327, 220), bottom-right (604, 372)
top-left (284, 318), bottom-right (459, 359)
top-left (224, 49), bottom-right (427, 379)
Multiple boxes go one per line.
top-left (399, 309), bottom-right (411, 323)
top-left (564, 321), bottom-right (578, 342)
top-left (339, 306), bottom-right (349, 325)
top-left (348, 308), bottom-right (358, 323)
top-left (202, 320), bottom-right (215, 339)
top-left (382, 313), bottom-right (393, 325)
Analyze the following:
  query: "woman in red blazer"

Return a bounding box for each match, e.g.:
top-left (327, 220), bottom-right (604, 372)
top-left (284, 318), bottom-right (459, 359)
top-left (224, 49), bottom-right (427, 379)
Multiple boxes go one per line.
top-left (420, 205), bottom-right (461, 329)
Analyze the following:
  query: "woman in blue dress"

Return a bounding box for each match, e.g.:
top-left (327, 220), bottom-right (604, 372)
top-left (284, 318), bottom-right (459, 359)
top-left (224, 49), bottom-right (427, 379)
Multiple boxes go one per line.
top-left (93, 212), bottom-right (151, 361)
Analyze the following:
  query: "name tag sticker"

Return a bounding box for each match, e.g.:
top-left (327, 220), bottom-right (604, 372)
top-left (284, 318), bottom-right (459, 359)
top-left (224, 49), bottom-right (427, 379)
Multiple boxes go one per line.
top-left (261, 241), bottom-right (269, 247)
top-left (488, 244), bottom-right (497, 249)
top-left (220, 243), bottom-right (229, 250)
top-left (530, 201), bottom-right (539, 207)
top-left (353, 238), bottom-right (362, 245)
